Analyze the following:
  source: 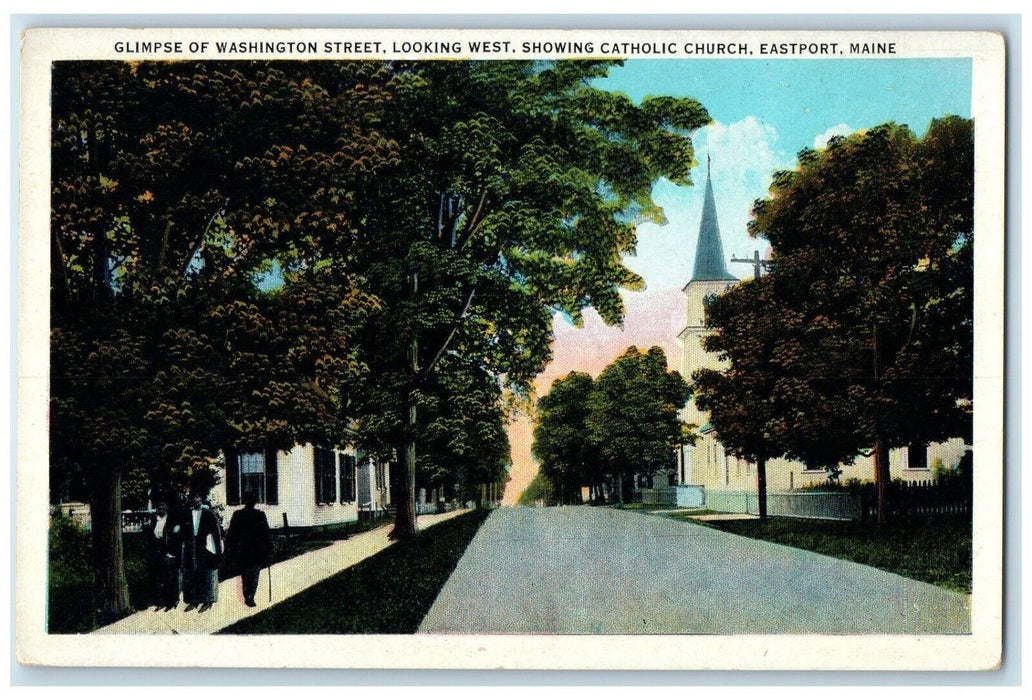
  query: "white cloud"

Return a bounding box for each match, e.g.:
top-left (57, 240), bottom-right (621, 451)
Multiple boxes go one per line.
top-left (625, 116), bottom-right (788, 292)
top-left (697, 116), bottom-right (781, 185)
top-left (813, 123), bottom-right (853, 150)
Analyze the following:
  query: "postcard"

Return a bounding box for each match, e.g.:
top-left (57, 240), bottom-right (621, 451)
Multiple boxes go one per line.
top-left (16, 26), bottom-right (1005, 670)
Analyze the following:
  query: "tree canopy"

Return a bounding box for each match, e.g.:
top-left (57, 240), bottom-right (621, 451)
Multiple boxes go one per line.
top-left (340, 60), bottom-right (709, 535)
top-left (532, 347), bottom-right (692, 505)
top-left (532, 371), bottom-right (597, 505)
top-left (50, 59), bottom-right (711, 614)
top-left (50, 61), bottom-right (396, 616)
top-left (695, 117), bottom-right (973, 524)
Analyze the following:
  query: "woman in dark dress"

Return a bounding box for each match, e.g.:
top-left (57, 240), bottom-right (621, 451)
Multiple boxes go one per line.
top-left (180, 491), bottom-right (223, 611)
top-left (146, 501), bottom-right (181, 609)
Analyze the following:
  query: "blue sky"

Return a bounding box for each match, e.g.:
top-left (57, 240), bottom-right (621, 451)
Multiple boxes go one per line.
top-left (597, 58), bottom-right (973, 292)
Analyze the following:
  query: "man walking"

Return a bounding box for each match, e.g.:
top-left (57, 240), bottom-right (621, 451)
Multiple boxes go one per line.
top-left (227, 491), bottom-right (273, 607)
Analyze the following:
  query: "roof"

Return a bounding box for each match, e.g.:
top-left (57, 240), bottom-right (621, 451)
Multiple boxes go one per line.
top-left (690, 164), bottom-right (738, 283)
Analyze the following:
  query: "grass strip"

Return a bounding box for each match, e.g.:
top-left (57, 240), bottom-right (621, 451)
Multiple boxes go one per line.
top-left (689, 513), bottom-right (972, 594)
top-left (218, 509), bottom-right (490, 634)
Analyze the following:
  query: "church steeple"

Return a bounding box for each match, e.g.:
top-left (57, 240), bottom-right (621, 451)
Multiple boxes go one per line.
top-left (690, 155), bottom-right (737, 282)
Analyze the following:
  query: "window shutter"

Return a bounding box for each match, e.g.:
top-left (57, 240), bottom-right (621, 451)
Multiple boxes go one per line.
top-left (339, 454), bottom-right (356, 503)
top-left (314, 447), bottom-right (324, 504)
top-left (225, 448), bottom-right (240, 506)
top-left (326, 450), bottom-right (337, 504)
top-left (344, 454), bottom-right (352, 503)
top-left (265, 448), bottom-right (279, 505)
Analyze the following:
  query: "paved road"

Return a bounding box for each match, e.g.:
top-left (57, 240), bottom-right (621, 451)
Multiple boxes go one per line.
top-left (419, 506), bottom-right (970, 635)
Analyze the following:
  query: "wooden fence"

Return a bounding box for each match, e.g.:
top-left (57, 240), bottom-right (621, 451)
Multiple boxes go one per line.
top-left (702, 480), bottom-right (970, 522)
top-left (641, 486), bottom-right (677, 506)
top-left (857, 480), bottom-right (972, 521)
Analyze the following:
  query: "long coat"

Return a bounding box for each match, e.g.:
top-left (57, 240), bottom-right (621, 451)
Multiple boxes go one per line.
top-left (180, 505), bottom-right (223, 571)
top-left (227, 506), bottom-right (272, 569)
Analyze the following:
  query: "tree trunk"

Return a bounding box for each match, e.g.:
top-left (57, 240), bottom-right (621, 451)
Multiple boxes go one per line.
top-left (391, 270), bottom-right (420, 541)
top-left (756, 455), bottom-right (768, 520)
top-left (870, 323), bottom-right (892, 526)
top-left (389, 400), bottom-right (419, 541)
top-left (89, 464), bottom-right (132, 623)
top-left (873, 436), bottom-right (891, 526)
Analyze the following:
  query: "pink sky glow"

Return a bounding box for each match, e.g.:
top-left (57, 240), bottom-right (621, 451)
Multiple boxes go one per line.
top-left (501, 287), bottom-right (686, 504)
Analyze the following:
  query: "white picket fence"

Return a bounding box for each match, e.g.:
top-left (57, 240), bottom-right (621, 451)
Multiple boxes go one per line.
top-left (704, 489), bottom-right (861, 521)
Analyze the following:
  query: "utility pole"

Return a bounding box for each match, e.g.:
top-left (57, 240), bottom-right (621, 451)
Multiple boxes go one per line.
top-left (730, 249), bottom-right (774, 280)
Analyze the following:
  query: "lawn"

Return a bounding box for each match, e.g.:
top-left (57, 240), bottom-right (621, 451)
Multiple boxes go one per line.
top-left (689, 513), bottom-right (972, 594)
top-left (47, 510), bottom-right (394, 634)
top-left (218, 508), bottom-right (490, 634)
top-left (47, 513), bottom-right (152, 634)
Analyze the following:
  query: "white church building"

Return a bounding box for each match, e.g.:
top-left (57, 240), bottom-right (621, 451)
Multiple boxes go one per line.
top-left (674, 161), bottom-right (967, 506)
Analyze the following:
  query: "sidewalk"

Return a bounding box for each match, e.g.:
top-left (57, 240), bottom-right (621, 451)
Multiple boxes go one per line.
top-left (94, 509), bottom-right (467, 635)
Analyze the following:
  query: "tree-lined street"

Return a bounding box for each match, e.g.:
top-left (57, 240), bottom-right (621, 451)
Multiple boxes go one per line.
top-left (45, 53), bottom-right (978, 640)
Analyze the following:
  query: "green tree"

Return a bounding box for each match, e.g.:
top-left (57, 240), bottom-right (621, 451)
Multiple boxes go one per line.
top-left (586, 347), bottom-right (692, 503)
top-left (744, 117), bottom-right (973, 524)
top-left (346, 61), bottom-right (710, 537)
top-left (692, 277), bottom-right (866, 519)
top-left (532, 372), bottom-right (597, 505)
top-left (50, 61), bottom-right (392, 618)
top-left (518, 471), bottom-right (555, 506)
top-left (418, 356), bottom-right (512, 508)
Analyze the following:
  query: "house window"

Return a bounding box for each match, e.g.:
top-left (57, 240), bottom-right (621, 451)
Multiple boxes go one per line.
top-left (802, 461), bottom-right (825, 473)
top-left (904, 443), bottom-right (929, 471)
top-left (229, 449), bottom-right (278, 506)
top-left (339, 454), bottom-right (356, 504)
top-left (314, 446), bottom-right (337, 505)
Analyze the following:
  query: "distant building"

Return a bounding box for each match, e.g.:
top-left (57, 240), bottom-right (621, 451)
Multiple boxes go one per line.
top-left (675, 159), bottom-right (966, 499)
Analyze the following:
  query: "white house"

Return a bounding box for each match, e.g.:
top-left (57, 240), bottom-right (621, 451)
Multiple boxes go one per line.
top-left (211, 444), bottom-right (391, 529)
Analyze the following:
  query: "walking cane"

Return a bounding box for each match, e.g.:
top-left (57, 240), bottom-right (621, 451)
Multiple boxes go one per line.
top-left (267, 564), bottom-right (272, 603)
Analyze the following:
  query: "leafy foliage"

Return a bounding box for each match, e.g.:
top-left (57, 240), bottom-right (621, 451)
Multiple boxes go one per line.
top-left (50, 61), bottom-right (396, 614)
top-left (747, 118), bottom-right (973, 452)
top-left (694, 118), bottom-right (973, 522)
top-left (50, 59), bottom-right (710, 602)
top-left (532, 371), bottom-right (597, 504)
top-left (417, 356), bottom-right (512, 504)
top-left (532, 348), bottom-right (692, 505)
top-left (517, 471), bottom-right (556, 506)
top-left (341, 61), bottom-right (709, 534)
